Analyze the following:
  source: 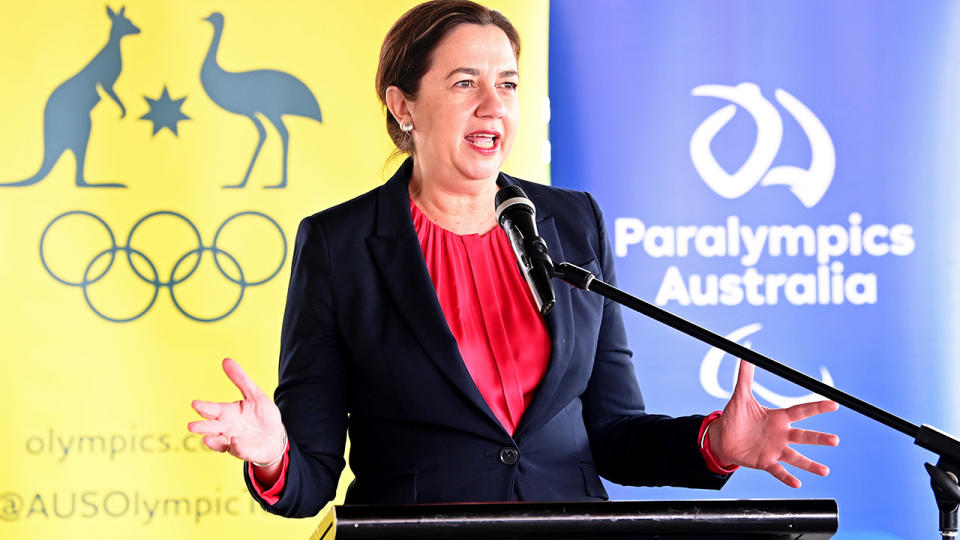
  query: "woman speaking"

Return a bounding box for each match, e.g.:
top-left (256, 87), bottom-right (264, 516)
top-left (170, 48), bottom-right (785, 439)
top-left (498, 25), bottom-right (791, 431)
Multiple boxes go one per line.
top-left (189, 0), bottom-right (839, 517)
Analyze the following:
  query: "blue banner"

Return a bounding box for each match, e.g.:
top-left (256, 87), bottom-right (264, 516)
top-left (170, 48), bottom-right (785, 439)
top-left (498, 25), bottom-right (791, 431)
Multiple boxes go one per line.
top-left (549, 1), bottom-right (960, 537)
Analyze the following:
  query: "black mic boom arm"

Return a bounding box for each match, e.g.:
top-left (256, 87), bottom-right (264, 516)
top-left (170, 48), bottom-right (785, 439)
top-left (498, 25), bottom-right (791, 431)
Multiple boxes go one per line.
top-left (552, 261), bottom-right (960, 464)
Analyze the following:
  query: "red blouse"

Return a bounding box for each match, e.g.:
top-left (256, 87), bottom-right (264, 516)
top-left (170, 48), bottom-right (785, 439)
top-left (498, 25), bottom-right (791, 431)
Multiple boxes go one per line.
top-left (411, 199), bottom-right (552, 434)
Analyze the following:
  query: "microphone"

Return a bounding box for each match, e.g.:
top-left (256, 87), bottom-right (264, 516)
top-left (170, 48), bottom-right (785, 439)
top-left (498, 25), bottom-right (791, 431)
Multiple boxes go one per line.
top-left (495, 185), bottom-right (556, 315)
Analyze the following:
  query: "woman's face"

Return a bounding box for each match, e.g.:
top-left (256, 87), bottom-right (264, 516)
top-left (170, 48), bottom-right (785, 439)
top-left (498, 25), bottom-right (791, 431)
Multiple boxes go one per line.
top-left (406, 23), bottom-right (519, 185)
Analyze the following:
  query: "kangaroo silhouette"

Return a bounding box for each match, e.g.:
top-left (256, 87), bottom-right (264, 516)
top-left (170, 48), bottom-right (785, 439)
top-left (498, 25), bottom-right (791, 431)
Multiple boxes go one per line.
top-left (0, 6), bottom-right (140, 188)
top-left (201, 12), bottom-right (322, 189)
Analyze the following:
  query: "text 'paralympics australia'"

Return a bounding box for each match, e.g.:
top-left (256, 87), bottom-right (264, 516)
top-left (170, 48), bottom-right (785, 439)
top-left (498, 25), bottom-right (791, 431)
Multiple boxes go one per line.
top-left (614, 212), bottom-right (914, 307)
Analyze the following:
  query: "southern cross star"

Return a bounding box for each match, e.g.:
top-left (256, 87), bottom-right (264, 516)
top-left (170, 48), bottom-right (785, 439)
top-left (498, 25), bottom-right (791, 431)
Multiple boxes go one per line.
top-left (140, 86), bottom-right (190, 136)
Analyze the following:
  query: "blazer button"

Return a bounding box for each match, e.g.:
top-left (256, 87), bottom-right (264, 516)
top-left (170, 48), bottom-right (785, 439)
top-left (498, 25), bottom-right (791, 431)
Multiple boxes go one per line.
top-left (499, 447), bottom-right (519, 465)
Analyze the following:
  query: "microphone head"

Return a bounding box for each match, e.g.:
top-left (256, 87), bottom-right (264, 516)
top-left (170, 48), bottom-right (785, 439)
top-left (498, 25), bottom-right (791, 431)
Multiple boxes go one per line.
top-left (495, 185), bottom-right (527, 207)
top-left (495, 185), bottom-right (535, 225)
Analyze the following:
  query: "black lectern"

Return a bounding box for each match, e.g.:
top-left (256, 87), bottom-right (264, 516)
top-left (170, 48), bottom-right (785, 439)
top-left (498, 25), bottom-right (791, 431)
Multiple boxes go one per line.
top-left (315, 499), bottom-right (837, 539)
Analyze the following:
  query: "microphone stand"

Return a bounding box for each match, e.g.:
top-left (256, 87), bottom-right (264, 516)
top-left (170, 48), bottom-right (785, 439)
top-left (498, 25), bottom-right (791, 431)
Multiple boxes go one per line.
top-left (552, 261), bottom-right (960, 539)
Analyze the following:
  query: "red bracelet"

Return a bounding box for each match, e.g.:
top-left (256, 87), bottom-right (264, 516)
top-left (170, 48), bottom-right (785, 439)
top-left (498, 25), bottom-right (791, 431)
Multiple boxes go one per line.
top-left (698, 411), bottom-right (739, 475)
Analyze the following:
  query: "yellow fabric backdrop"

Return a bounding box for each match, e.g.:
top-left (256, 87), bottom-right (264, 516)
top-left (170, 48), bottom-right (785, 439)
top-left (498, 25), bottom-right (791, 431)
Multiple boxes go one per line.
top-left (0, 1), bottom-right (548, 538)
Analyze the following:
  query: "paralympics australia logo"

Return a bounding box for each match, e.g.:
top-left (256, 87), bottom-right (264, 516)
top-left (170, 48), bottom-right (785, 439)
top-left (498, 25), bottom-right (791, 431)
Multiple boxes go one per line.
top-left (700, 323), bottom-right (833, 408)
top-left (40, 211), bottom-right (287, 323)
top-left (689, 83), bottom-right (834, 208)
top-left (611, 82), bottom-right (917, 307)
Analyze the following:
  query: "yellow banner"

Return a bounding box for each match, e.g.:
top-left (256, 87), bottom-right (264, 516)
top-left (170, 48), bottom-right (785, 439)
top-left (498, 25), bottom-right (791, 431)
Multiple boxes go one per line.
top-left (0, 1), bottom-right (548, 538)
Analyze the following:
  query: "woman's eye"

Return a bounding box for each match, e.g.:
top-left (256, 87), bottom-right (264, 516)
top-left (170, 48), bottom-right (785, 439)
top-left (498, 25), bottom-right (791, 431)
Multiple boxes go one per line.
top-left (454, 80), bottom-right (474, 88)
top-left (500, 82), bottom-right (519, 90)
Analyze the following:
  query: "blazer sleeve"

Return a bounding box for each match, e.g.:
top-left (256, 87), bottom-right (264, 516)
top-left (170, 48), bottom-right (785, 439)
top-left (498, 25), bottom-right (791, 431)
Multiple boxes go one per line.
top-left (579, 193), bottom-right (730, 489)
top-left (243, 216), bottom-right (350, 517)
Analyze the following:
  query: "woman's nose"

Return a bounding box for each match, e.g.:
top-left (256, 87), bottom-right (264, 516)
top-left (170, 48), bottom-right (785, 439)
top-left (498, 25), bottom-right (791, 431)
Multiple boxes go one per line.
top-left (476, 85), bottom-right (506, 118)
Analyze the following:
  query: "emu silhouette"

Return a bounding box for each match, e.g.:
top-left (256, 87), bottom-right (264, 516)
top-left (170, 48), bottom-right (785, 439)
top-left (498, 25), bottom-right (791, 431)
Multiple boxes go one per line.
top-left (0, 6), bottom-right (139, 188)
top-left (201, 12), bottom-right (322, 189)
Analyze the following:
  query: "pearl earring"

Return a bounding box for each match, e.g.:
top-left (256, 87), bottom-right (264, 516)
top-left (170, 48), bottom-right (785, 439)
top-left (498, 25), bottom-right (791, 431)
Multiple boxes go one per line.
top-left (401, 121), bottom-right (414, 133)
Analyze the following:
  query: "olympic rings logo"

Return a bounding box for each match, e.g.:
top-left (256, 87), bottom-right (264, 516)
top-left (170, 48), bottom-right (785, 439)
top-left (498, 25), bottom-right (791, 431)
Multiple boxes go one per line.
top-left (40, 210), bottom-right (287, 323)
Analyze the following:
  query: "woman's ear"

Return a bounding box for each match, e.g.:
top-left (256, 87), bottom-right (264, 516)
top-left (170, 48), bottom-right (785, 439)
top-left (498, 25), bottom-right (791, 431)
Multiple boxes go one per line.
top-left (385, 86), bottom-right (414, 127)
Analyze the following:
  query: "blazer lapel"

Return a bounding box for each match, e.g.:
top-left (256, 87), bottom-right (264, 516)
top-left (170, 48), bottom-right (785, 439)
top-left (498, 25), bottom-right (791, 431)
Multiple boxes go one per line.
top-left (494, 174), bottom-right (576, 440)
top-left (513, 214), bottom-right (575, 439)
top-left (366, 161), bottom-right (505, 432)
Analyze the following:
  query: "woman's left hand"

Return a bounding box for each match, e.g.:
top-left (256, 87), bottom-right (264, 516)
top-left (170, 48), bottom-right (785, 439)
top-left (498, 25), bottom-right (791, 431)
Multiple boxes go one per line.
top-left (708, 359), bottom-right (840, 488)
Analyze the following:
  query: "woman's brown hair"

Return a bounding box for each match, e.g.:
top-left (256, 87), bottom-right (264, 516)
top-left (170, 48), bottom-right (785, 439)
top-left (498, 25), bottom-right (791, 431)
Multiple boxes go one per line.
top-left (376, 0), bottom-right (520, 155)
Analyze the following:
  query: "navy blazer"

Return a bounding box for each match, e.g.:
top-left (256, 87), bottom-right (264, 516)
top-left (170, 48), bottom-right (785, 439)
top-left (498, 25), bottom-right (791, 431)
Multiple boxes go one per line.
top-left (245, 160), bottom-right (729, 517)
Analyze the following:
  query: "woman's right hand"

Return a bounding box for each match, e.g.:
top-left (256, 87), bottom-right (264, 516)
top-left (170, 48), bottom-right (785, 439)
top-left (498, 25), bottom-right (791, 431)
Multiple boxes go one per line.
top-left (188, 358), bottom-right (286, 466)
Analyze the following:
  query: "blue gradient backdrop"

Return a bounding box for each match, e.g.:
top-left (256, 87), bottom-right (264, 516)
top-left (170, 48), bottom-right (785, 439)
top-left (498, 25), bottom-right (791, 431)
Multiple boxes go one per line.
top-left (548, 1), bottom-right (960, 537)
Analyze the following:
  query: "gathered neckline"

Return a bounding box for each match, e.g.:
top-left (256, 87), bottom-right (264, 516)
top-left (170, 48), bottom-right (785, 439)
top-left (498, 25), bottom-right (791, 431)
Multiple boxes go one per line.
top-left (409, 196), bottom-right (499, 239)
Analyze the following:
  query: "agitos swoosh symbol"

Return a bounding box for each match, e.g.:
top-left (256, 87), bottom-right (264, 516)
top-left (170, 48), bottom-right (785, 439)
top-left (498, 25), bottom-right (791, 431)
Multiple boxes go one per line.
top-left (699, 323), bottom-right (834, 408)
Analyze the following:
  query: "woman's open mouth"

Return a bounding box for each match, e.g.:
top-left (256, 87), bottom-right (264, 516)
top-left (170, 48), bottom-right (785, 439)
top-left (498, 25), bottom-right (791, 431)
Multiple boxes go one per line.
top-left (465, 131), bottom-right (501, 154)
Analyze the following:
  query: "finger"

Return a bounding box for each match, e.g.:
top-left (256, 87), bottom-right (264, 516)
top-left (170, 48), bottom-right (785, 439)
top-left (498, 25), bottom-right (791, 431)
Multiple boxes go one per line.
top-left (228, 436), bottom-right (250, 459)
top-left (192, 399), bottom-right (224, 419)
top-left (222, 358), bottom-right (264, 401)
top-left (785, 400), bottom-right (839, 422)
top-left (188, 419), bottom-right (226, 435)
top-left (765, 462), bottom-right (801, 488)
top-left (733, 359), bottom-right (755, 396)
top-left (781, 447), bottom-right (830, 476)
top-left (202, 434), bottom-right (230, 453)
top-left (788, 428), bottom-right (839, 446)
